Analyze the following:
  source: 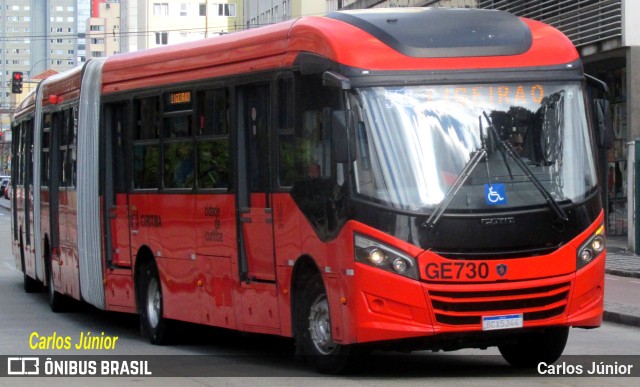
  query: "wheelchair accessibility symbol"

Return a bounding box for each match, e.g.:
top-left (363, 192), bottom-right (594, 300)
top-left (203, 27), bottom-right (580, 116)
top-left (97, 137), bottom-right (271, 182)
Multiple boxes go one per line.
top-left (484, 184), bottom-right (507, 205)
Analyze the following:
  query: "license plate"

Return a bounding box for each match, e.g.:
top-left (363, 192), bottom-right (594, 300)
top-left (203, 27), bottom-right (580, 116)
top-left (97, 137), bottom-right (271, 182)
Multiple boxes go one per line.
top-left (482, 314), bottom-right (523, 331)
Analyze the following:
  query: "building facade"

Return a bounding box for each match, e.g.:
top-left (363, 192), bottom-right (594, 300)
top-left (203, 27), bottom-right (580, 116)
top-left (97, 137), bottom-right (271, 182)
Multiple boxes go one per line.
top-left (243, 0), bottom-right (328, 28)
top-left (1, 0), bottom-right (89, 128)
top-left (1, 1), bottom-right (33, 111)
top-left (131, 0), bottom-right (242, 50)
top-left (86, 0), bottom-right (121, 59)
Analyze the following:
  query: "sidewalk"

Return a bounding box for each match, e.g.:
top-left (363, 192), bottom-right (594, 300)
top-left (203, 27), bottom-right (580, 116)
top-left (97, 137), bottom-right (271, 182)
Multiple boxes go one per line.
top-left (1, 197), bottom-right (637, 327)
top-left (604, 236), bottom-right (640, 327)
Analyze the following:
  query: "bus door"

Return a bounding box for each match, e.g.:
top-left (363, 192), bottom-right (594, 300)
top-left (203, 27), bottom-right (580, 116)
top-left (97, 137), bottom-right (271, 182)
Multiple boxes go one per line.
top-left (104, 102), bottom-right (132, 268)
top-left (237, 84), bottom-right (276, 282)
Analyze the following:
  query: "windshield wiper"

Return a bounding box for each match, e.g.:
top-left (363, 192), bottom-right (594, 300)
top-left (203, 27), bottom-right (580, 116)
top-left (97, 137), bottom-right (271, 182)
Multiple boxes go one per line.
top-left (422, 118), bottom-right (489, 231)
top-left (482, 112), bottom-right (569, 224)
top-left (422, 148), bottom-right (486, 231)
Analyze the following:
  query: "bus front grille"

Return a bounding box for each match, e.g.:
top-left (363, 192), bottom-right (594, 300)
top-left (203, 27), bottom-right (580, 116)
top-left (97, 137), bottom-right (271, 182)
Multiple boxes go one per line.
top-left (429, 282), bottom-right (570, 326)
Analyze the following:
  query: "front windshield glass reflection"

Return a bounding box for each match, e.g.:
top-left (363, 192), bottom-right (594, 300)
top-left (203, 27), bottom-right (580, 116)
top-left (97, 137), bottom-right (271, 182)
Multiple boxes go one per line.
top-left (353, 82), bottom-right (597, 211)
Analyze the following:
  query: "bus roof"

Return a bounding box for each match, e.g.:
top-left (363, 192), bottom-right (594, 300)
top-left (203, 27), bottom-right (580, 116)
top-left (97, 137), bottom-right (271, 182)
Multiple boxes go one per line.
top-left (12, 88), bottom-right (37, 121)
top-left (99, 8), bottom-right (579, 94)
top-left (39, 65), bottom-right (84, 107)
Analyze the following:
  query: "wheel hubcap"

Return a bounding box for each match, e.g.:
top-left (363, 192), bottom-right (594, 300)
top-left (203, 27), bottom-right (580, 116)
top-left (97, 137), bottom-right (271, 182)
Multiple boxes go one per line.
top-left (308, 294), bottom-right (336, 355)
top-left (146, 277), bottom-right (161, 328)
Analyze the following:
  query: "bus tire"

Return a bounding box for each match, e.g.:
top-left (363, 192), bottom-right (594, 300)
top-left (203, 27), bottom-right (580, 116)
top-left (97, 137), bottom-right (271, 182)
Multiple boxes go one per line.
top-left (498, 326), bottom-right (569, 368)
top-left (22, 236), bottom-right (41, 293)
top-left (24, 273), bottom-right (41, 293)
top-left (46, 257), bottom-right (66, 313)
top-left (297, 274), bottom-right (358, 374)
top-left (140, 262), bottom-right (169, 345)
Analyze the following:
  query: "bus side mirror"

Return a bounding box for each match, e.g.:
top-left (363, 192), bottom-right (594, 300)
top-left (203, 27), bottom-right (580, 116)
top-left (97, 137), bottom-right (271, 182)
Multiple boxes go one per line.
top-left (593, 99), bottom-right (613, 149)
top-left (328, 109), bottom-right (356, 163)
top-left (585, 74), bottom-right (613, 150)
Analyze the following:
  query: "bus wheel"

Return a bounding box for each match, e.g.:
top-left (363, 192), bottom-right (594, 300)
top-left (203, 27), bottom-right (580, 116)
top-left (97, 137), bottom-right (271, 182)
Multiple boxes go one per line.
top-left (46, 258), bottom-right (65, 312)
top-left (298, 274), bottom-right (357, 374)
top-left (23, 273), bottom-right (41, 293)
top-left (22, 237), bottom-right (41, 293)
top-left (140, 262), bottom-right (169, 345)
top-left (498, 327), bottom-right (569, 368)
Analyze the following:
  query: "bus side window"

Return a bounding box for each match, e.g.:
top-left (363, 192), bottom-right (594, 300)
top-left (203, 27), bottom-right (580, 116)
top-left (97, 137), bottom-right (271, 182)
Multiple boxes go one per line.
top-left (67, 107), bottom-right (78, 187)
top-left (135, 96), bottom-right (160, 141)
top-left (106, 103), bottom-right (128, 194)
top-left (277, 76), bottom-right (295, 187)
top-left (288, 73), bottom-right (345, 235)
top-left (287, 73), bottom-right (341, 187)
top-left (54, 111), bottom-right (67, 188)
top-left (164, 141), bottom-right (194, 189)
top-left (133, 96), bottom-right (160, 189)
top-left (133, 145), bottom-right (160, 189)
top-left (42, 113), bottom-right (52, 187)
top-left (197, 139), bottom-right (229, 189)
top-left (196, 88), bottom-right (230, 189)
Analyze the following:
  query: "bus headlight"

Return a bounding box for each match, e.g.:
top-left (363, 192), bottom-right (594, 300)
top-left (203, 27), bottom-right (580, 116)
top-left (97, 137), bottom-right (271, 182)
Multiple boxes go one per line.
top-left (576, 224), bottom-right (605, 270)
top-left (354, 234), bottom-right (418, 280)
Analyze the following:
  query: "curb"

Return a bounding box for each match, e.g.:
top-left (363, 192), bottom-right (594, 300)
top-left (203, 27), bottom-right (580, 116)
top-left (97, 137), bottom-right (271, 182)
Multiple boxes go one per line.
top-left (605, 268), bottom-right (640, 279)
top-left (603, 302), bottom-right (640, 327)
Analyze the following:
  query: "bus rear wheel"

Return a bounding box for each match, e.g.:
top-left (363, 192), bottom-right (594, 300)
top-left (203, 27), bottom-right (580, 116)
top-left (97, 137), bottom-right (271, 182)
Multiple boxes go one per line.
top-left (24, 273), bottom-right (41, 293)
top-left (498, 326), bottom-right (569, 368)
top-left (297, 274), bottom-right (358, 374)
top-left (140, 262), bottom-right (169, 345)
top-left (21, 236), bottom-right (41, 293)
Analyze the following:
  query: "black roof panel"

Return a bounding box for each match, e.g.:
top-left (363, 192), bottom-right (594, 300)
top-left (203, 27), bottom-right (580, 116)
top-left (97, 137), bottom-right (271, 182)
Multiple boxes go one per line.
top-left (327, 8), bottom-right (532, 58)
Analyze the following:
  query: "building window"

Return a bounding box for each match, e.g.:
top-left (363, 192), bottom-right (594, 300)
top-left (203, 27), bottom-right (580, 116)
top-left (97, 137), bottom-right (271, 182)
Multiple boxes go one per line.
top-left (153, 3), bottom-right (169, 16)
top-left (213, 3), bottom-right (235, 17)
top-left (155, 32), bottom-right (168, 45)
top-left (180, 3), bottom-right (187, 16)
top-left (199, 3), bottom-right (206, 16)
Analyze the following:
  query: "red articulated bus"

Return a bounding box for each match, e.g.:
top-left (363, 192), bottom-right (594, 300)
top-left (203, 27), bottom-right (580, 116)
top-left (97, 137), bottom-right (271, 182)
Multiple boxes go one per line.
top-left (11, 8), bottom-right (611, 373)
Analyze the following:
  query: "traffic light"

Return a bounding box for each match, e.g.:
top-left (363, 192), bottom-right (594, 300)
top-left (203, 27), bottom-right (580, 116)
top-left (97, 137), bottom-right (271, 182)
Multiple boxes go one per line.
top-left (11, 71), bottom-right (23, 94)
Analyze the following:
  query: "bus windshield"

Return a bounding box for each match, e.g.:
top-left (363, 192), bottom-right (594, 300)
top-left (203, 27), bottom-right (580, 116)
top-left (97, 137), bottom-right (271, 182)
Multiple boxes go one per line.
top-left (352, 82), bottom-right (598, 212)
